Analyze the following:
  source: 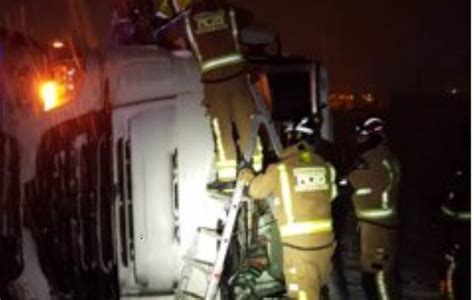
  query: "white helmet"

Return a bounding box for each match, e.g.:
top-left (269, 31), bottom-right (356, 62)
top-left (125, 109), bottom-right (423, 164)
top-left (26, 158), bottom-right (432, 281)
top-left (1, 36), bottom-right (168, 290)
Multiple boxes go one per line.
top-left (284, 117), bottom-right (315, 136)
top-left (356, 117), bottom-right (385, 137)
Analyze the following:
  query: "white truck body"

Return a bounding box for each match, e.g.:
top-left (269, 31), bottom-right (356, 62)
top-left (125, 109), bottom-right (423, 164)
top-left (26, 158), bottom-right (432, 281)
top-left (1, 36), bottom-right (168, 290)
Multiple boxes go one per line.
top-left (5, 45), bottom-right (222, 299)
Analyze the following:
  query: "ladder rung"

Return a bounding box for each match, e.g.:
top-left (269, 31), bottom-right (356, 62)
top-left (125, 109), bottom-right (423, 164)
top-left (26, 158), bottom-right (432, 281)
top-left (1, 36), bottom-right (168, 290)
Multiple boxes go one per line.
top-left (182, 290), bottom-right (205, 299)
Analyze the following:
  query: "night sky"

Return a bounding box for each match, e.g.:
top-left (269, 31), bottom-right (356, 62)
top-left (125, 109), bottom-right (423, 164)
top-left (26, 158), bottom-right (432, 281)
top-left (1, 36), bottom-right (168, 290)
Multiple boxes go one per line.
top-left (0, 0), bottom-right (470, 95)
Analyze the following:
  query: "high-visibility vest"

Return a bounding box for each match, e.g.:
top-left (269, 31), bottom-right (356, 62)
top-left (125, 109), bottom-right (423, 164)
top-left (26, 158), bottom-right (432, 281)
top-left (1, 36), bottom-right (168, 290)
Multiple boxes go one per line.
top-left (275, 147), bottom-right (337, 238)
top-left (184, 4), bottom-right (244, 74)
top-left (440, 167), bottom-right (470, 222)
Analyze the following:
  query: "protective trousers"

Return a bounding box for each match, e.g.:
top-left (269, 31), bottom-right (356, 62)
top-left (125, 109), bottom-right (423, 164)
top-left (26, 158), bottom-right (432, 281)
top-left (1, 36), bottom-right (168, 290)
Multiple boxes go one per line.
top-left (203, 73), bottom-right (255, 182)
top-left (282, 244), bottom-right (334, 300)
top-left (360, 222), bottom-right (398, 300)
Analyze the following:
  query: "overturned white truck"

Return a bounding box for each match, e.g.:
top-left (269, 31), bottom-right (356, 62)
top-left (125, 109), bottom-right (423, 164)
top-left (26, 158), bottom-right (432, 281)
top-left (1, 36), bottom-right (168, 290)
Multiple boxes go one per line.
top-left (0, 38), bottom-right (332, 299)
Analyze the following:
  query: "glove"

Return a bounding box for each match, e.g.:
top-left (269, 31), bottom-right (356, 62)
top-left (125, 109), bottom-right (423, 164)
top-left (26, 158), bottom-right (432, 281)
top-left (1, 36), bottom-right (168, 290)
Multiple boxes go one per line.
top-left (238, 168), bottom-right (255, 185)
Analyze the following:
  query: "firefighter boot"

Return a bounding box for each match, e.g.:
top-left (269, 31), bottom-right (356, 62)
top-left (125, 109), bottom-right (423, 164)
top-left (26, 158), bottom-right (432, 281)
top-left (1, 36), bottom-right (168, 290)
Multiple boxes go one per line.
top-left (206, 180), bottom-right (236, 197)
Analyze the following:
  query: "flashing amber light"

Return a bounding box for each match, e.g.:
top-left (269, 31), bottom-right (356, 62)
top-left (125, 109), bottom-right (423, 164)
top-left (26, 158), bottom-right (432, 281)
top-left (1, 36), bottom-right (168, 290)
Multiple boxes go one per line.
top-left (39, 81), bottom-right (62, 111)
top-left (52, 41), bottom-right (64, 49)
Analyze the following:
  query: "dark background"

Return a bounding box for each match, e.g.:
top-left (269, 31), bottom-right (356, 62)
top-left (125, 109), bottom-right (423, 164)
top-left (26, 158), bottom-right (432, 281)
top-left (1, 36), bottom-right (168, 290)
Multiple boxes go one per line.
top-left (0, 0), bottom-right (470, 96)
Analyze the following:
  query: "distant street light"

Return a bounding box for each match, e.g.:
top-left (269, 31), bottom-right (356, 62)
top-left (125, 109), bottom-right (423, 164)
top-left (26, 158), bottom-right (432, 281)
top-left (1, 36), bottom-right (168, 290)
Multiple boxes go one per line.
top-left (449, 88), bottom-right (459, 95)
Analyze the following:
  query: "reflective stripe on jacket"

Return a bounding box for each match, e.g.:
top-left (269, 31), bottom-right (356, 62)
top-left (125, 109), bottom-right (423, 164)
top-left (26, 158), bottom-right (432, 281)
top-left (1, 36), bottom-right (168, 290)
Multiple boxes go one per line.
top-left (348, 144), bottom-right (400, 225)
top-left (247, 141), bottom-right (337, 247)
top-left (441, 205), bottom-right (470, 221)
top-left (184, 4), bottom-right (244, 74)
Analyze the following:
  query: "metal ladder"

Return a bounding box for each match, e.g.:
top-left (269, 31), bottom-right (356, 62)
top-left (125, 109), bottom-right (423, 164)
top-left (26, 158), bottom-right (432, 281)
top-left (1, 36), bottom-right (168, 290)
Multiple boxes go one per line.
top-left (176, 77), bottom-right (283, 300)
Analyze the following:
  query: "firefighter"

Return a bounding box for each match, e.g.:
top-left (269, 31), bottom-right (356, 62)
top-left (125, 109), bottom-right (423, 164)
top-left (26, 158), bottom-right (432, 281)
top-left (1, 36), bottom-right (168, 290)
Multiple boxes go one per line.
top-left (439, 166), bottom-right (470, 300)
top-left (346, 117), bottom-right (401, 300)
top-left (156, 0), bottom-right (259, 190)
top-left (239, 116), bottom-right (338, 300)
top-left (438, 124), bottom-right (470, 300)
top-left (112, 0), bottom-right (161, 45)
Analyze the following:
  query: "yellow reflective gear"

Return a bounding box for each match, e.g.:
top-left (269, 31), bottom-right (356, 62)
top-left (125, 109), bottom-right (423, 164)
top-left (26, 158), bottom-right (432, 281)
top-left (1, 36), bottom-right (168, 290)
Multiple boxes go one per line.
top-left (216, 166), bottom-right (236, 181)
top-left (215, 159), bottom-right (237, 181)
top-left (355, 159), bottom-right (396, 220)
top-left (355, 187), bottom-right (373, 196)
top-left (446, 254), bottom-right (456, 299)
top-left (215, 160), bottom-right (237, 168)
top-left (441, 205), bottom-right (471, 221)
top-left (376, 271), bottom-right (389, 300)
top-left (280, 220), bottom-right (333, 237)
top-left (298, 291), bottom-right (308, 300)
top-left (252, 138), bottom-right (263, 172)
top-left (329, 165), bottom-right (338, 200)
top-left (212, 118), bottom-right (236, 181)
top-left (184, 11), bottom-right (203, 62)
top-left (382, 191), bottom-right (390, 210)
top-left (382, 160), bottom-right (393, 209)
top-left (228, 8), bottom-right (240, 51)
top-left (278, 164), bottom-right (295, 223)
top-left (357, 207), bottom-right (395, 220)
top-left (200, 53), bottom-right (245, 73)
top-left (212, 118), bottom-right (227, 162)
top-left (212, 118), bottom-right (262, 181)
top-left (274, 196), bottom-right (281, 206)
top-left (278, 163), bottom-right (334, 236)
top-left (288, 283), bottom-right (299, 292)
top-left (184, 7), bottom-right (243, 74)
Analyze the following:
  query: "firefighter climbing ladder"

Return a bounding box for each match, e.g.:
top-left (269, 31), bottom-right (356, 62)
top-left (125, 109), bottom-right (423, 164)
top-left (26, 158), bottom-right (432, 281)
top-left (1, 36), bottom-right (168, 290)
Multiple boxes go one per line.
top-left (176, 76), bottom-right (283, 300)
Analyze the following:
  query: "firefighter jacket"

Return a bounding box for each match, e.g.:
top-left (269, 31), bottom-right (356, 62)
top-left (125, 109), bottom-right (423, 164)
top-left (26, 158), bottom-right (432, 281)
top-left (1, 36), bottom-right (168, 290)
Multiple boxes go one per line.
top-left (158, 1), bottom-right (252, 78)
top-left (347, 143), bottom-right (400, 226)
top-left (246, 141), bottom-right (338, 249)
top-left (440, 164), bottom-right (470, 250)
top-left (441, 166), bottom-right (470, 222)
